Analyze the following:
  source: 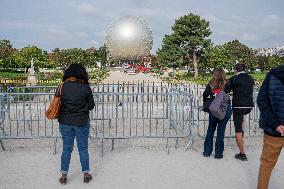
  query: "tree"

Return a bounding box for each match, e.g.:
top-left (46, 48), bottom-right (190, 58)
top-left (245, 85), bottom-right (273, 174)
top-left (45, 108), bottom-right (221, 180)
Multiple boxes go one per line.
top-left (0, 39), bottom-right (16, 69)
top-left (48, 48), bottom-right (61, 67)
top-left (96, 44), bottom-right (108, 68)
top-left (256, 55), bottom-right (268, 71)
top-left (171, 13), bottom-right (212, 76)
top-left (86, 47), bottom-right (97, 67)
top-left (157, 34), bottom-right (184, 69)
top-left (59, 48), bottom-right (87, 68)
top-left (223, 40), bottom-right (257, 71)
top-left (12, 46), bottom-right (51, 70)
top-left (199, 45), bottom-right (233, 73)
top-left (0, 39), bottom-right (13, 58)
top-left (266, 55), bottom-right (284, 70)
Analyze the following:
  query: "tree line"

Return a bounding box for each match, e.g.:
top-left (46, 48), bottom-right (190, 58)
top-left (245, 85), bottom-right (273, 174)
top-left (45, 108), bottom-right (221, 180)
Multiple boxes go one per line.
top-left (156, 13), bottom-right (284, 75)
top-left (0, 40), bottom-right (108, 71)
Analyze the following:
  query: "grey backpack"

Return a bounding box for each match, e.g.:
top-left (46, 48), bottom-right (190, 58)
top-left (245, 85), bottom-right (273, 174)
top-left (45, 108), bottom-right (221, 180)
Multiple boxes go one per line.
top-left (209, 91), bottom-right (230, 120)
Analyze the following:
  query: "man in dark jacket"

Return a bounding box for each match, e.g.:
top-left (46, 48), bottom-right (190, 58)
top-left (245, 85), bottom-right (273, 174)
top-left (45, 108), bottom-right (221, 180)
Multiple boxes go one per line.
top-left (229, 63), bottom-right (255, 161)
top-left (257, 65), bottom-right (284, 189)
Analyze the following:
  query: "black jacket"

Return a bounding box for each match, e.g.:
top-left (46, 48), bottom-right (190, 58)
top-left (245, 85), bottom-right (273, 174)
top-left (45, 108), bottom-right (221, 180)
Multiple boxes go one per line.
top-left (58, 80), bottom-right (95, 126)
top-left (257, 65), bottom-right (284, 137)
top-left (203, 81), bottom-right (231, 102)
top-left (229, 72), bottom-right (255, 108)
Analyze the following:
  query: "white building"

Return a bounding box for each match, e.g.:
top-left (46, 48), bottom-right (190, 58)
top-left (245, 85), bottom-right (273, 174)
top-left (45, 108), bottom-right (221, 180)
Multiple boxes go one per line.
top-left (256, 45), bottom-right (284, 57)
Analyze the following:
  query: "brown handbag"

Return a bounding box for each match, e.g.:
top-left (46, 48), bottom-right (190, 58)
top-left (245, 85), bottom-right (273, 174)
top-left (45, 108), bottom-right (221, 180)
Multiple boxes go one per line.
top-left (46, 84), bottom-right (63, 119)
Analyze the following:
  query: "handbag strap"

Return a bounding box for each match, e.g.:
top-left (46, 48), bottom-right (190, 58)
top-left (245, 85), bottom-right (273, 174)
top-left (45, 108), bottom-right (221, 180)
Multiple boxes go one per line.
top-left (55, 83), bottom-right (63, 97)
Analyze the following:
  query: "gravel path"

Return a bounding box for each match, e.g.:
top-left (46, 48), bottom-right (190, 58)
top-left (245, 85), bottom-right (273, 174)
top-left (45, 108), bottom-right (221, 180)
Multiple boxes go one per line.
top-left (103, 71), bottom-right (162, 83)
top-left (1, 140), bottom-right (284, 189)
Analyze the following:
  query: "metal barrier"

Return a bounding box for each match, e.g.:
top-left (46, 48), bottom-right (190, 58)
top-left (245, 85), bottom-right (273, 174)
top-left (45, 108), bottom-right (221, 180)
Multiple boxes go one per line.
top-left (0, 83), bottom-right (195, 155)
top-left (192, 87), bottom-right (262, 138)
top-left (0, 82), bottom-right (262, 155)
top-left (0, 94), bottom-right (6, 150)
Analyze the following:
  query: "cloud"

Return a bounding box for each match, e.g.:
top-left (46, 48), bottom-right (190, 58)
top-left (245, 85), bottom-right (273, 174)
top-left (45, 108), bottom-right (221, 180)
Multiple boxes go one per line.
top-left (47, 28), bottom-right (69, 36)
top-left (76, 3), bottom-right (97, 15)
top-left (262, 14), bottom-right (282, 27)
top-left (203, 14), bottom-right (224, 24)
top-left (0, 21), bottom-right (45, 30)
top-left (1, 0), bottom-right (284, 51)
top-left (241, 33), bottom-right (257, 41)
top-left (75, 32), bottom-right (89, 38)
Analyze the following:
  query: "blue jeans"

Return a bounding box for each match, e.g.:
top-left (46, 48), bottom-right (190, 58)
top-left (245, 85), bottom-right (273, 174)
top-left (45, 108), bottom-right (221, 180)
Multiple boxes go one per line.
top-left (203, 104), bottom-right (232, 158)
top-left (60, 122), bottom-right (90, 174)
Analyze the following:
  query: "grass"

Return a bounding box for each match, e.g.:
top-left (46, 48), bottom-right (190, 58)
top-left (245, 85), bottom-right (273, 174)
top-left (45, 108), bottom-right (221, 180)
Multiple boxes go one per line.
top-left (0, 69), bottom-right (110, 87)
top-left (162, 72), bottom-right (267, 86)
top-left (0, 71), bottom-right (27, 80)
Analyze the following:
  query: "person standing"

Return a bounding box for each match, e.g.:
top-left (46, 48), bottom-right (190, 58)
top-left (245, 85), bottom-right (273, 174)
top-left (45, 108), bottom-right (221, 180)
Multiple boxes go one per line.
top-left (229, 63), bottom-right (254, 161)
top-left (257, 65), bottom-right (284, 189)
top-left (203, 68), bottom-right (232, 159)
top-left (58, 63), bottom-right (95, 184)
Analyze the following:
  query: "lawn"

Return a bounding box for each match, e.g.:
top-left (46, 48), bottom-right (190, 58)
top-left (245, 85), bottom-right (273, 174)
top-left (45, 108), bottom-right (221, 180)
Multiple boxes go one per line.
top-left (0, 71), bottom-right (27, 80)
top-left (162, 72), bottom-right (267, 85)
top-left (0, 69), bottom-right (110, 87)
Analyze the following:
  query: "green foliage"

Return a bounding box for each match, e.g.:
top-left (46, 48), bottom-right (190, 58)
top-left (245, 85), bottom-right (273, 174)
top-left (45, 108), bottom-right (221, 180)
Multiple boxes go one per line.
top-left (256, 55), bottom-right (268, 71)
top-left (199, 45), bottom-right (233, 72)
top-left (150, 67), bottom-right (164, 76)
top-left (0, 71), bottom-right (27, 80)
top-left (0, 39), bottom-right (109, 70)
top-left (11, 46), bottom-right (51, 69)
top-left (58, 48), bottom-right (88, 67)
top-left (89, 68), bottom-right (110, 83)
top-left (266, 55), bottom-right (284, 70)
top-left (171, 13), bottom-right (212, 55)
top-left (167, 72), bottom-right (267, 85)
top-left (48, 45), bottom-right (108, 68)
top-left (0, 39), bottom-right (13, 57)
top-left (0, 39), bottom-right (16, 69)
top-left (256, 55), bottom-right (284, 71)
top-left (223, 40), bottom-right (257, 70)
top-left (96, 44), bottom-right (108, 68)
top-left (157, 35), bottom-right (184, 68)
top-left (37, 71), bottom-right (63, 81)
top-left (157, 13), bottom-right (212, 71)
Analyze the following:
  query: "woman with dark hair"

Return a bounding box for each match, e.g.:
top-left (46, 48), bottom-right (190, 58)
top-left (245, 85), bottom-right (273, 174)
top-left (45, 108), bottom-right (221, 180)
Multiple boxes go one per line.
top-left (58, 63), bottom-right (95, 184)
top-left (202, 68), bottom-right (232, 159)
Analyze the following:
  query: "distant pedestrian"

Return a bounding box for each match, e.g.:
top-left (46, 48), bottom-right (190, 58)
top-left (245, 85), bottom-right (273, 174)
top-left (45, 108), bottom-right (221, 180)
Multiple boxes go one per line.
top-left (58, 63), bottom-right (95, 185)
top-left (229, 63), bottom-right (254, 161)
top-left (257, 65), bottom-right (284, 189)
top-left (203, 68), bottom-right (232, 159)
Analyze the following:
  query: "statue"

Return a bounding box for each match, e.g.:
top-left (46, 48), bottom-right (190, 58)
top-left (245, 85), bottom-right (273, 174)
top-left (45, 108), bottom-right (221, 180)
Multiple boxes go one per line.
top-left (27, 57), bottom-right (37, 86)
top-left (29, 58), bottom-right (35, 74)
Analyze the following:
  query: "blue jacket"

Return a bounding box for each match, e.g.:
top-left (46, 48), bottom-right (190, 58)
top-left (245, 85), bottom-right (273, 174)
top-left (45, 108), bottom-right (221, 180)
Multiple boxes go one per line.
top-left (257, 65), bottom-right (284, 137)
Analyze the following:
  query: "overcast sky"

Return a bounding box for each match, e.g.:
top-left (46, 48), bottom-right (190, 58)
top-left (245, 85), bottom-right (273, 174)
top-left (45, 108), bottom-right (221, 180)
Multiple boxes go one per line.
top-left (1, 0), bottom-right (283, 53)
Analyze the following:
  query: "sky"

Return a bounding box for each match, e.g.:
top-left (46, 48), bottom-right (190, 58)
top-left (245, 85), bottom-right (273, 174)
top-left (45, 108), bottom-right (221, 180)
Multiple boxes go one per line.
top-left (0, 0), bottom-right (283, 53)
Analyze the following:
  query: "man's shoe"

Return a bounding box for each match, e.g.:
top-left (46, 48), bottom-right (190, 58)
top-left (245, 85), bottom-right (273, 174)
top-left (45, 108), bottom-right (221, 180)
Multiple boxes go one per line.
top-left (235, 153), bottom-right (247, 161)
